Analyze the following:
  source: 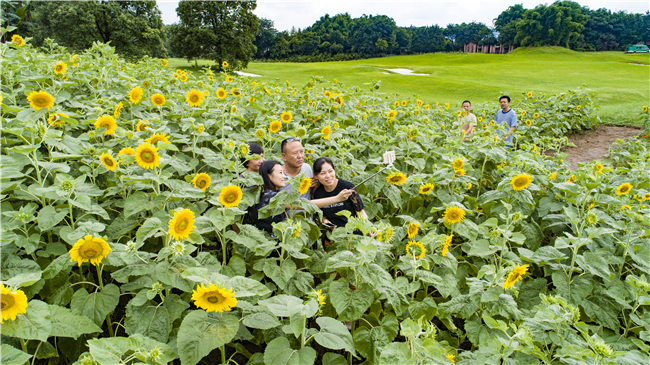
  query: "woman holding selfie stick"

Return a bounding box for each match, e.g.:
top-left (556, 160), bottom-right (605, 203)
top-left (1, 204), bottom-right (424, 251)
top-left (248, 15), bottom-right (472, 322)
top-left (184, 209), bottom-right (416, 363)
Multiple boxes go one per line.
top-left (248, 160), bottom-right (354, 237)
top-left (312, 157), bottom-right (367, 229)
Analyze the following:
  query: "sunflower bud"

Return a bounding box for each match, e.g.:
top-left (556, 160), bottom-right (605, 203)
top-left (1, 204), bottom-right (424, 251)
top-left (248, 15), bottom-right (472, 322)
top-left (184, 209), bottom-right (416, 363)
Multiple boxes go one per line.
top-left (592, 336), bottom-right (614, 358)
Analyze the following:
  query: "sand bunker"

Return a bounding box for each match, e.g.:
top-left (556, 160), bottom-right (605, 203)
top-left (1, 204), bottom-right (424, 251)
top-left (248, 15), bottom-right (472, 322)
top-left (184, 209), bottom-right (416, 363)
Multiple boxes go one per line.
top-left (382, 68), bottom-right (429, 76)
top-left (628, 63), bottom-right (650, 66)
top-left (234, 71), bottom-right (262, 77)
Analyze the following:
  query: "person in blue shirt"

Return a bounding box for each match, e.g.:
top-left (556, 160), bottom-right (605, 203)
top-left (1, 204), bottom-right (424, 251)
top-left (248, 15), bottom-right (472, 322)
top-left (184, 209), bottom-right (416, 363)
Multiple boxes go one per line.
top-left (494, 95), bottom-right (517, 148)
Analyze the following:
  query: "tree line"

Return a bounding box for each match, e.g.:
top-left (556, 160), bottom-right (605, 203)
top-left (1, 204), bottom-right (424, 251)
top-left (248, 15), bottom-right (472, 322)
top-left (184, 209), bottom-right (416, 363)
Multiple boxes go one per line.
top-left (2, 0), bottom-right (648, 66)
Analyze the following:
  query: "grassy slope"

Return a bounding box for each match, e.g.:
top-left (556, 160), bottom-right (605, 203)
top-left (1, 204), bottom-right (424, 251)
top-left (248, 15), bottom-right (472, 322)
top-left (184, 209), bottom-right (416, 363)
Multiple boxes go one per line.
top-left (170, 47), bottom-right (650, 125)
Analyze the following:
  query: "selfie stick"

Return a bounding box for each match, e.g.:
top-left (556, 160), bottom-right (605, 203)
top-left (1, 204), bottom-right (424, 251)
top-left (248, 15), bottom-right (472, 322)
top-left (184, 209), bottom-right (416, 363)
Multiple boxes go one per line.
top-left (352, 151), bottom-right (396, 189)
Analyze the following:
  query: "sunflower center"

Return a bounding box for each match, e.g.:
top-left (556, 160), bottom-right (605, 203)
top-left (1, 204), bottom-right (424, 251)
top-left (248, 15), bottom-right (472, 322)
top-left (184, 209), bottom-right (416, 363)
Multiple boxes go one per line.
top-left (198, 179), bottom-right (207, 187)
top-left (1, 295), bottom-right (14, 310)
top-left (104, 159), bottom-right (114, 167)
top-left (177, 218), bottom-right (188, 230)
top-left (142, 152), bottom-right (154, 162)
top-left (225, 192), bottom-right (237, 203)
top-left (206, 291), bottom-right (225, 303)
top-left (81, 242), bottom-right (102, 259)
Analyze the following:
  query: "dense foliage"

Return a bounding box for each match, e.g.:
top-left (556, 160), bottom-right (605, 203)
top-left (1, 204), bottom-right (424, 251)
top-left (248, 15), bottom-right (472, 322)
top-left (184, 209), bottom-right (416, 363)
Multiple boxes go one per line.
top-left (2, 35), bottom-right (650, 365)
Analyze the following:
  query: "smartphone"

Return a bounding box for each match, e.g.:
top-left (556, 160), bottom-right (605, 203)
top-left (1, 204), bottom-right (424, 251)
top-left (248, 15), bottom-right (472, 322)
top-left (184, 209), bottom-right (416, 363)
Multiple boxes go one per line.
top-left (322, 222), bottom-right (336, 229)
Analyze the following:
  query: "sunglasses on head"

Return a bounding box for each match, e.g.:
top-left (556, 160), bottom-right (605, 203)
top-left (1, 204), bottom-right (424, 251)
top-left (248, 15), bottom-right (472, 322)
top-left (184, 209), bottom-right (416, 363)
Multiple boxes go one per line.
top-left (283, 137), bottom-right (300, 143)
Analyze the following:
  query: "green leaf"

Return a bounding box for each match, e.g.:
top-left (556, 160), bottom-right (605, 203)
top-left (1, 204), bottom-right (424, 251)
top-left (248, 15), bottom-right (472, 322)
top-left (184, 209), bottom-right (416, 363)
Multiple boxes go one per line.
top-left (0, 300), bottom-right (51, 341)
top-left (225, 276), bottom-right (272, 298)
top-left (37, 205), bottom-right (68, 231)
top-left (408, 297), bottom-right (437, 321)
top-left (264, 259), bottom-right (296, 290)
top-left (258, 294), bottom-right (304, 317)
top-left (322, 353), bottom-right (348, 365)
top-left (124, 191), bottom-right (153, 218)
top-left (87, 337), bottom-right (131, 365)
top-left (136, 217), bottom-right (161, 244)
top-left (1, 344), bottom-right (32, 365)
top-left (313, 317), bottom-right (356, 354)
top-left (329, 279), bottom-right (374, 321)
top-left (520, 220), bottom-right (544, 251)
top-left (177, 311), bottom-right (240, 365)
top-left (125, 301), bottom-right (171, 343)
top-left (263, 337), bottom-right (317, 365)
top-left (49, 304), bottom-right (102, 339)
top-left (377, 342), bottom-right (412, 365)
top-left (128, 334), bottom-right (178, 364)
top-left (241, 306), bottom-right (282, 329)
top-left (416, 270), bottom-right (458, 298)
top-left (71, 284), bottom-right (120, 326)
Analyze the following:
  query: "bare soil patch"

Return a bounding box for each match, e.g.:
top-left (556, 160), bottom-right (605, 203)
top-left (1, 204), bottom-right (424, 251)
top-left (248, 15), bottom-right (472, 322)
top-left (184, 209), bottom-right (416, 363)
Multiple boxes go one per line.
top-left (557, 125), bottom-right (642, 170)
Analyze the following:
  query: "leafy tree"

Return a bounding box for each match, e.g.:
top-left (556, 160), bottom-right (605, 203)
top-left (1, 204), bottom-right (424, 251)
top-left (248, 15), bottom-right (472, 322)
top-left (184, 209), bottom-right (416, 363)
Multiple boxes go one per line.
top-left (30, 1), bottom-right (166, 60)
top-left (171, 0), bottom-right (258, 69)
top-left (350, 15), bottom-right (397, 56)
top-left (494, 4), bottom-right (526, 46)
top-left (515, 1), bottom-right (588, 49)
top-left (253, 17), bottom-right (277, 59)
top-left (445, 22), bottom-right (493, 50)
top-left (407, 25), bottom-right (447, 53)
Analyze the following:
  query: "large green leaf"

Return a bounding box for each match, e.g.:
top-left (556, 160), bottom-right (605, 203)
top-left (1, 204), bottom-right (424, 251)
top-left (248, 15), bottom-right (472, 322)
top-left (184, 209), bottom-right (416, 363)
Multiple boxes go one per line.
top-left (241, 305), bottom-right (282, 330)
top-left (177, 310), bottom-right (240, 365)
top-left (313, 317), bottom-right (356, 354)
top-left (49, 304), bottom-right (102, 339)
top-left (125, 300), bottom-right (170, 343)
top-left (1, 344), bottom-right (33, 365)
top-left (87, 337), bottom-right (131, 365)
top-left (71, 284), bottom-right (120, 326)
top-left (329, 279), bottom-right (374, 321)
top-left (0, 300), bottom-right (51, 341)
top-left (263, 337), bottom-right (317, 365)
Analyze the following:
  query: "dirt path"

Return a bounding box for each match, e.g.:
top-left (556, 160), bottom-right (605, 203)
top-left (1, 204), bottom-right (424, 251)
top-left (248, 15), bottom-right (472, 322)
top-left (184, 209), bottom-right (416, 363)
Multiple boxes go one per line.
top-left (559, 125), bottom-right (642, 170)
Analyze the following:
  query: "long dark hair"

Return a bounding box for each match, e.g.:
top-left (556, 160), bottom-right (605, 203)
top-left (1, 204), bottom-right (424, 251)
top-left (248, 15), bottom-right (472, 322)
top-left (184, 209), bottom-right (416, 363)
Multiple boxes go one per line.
top-left (313, 157), bottom-right (335, 176)
top-left (259, 160), bottom-right (282, 192)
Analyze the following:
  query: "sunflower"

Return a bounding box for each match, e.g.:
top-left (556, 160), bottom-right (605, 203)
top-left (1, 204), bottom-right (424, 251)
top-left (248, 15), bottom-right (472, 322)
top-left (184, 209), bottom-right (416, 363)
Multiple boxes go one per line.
top-left (643, 193), bottom-right (650, 201)
top-left (525, 119), bottom-right (532, 126)
top-left (1, 283), bottom-right (28, 323)
top-left (168, 208), bottom-right (196, 240)
top-left (576, 105), bottom-right (581, 111)
top-left (644, 106), bottom-right (648, 112)
top-left (416, 99), bottom-right (423, 106)
top-left (595, 163), bottom-right (603, 173)
top-left (419, 183), bottom-right (434, 195)
top-left (406, 241), bottom-right (426, 259)
top-left (534, 113), bottom-right (540, 118)
top-left (324, 91), bottom-right (332, 98)
top-left (425, 104), bottom-right (430, 110)
top-left (443, 206), bottom-right (465, 224)
top-left (549, 172), bottom-right (557, 180)
top-left (11, 34), bottom-right (25, 47)
top-left (454, 168), bottom-right (466, 177)
top-left (281, 111), bottom-right (292, 123)
top-left (335, 95), bottom-right (343, 105)
top-left (47, 112), bottom-right (68, 127)
top-left (113, 102), bottom-right (124, 118)
top-left (503, 264), bottom-right (529, 290)
top-left (621, 205), bottom-right (631, 211)
top-left (27, 90), bottom-right (54, 110)
top-left (567, 175), bottom-right (577, 183)
top-left (452, 158), bottom-right (464, 170)
top-left (118, 147), bottom-right (135, 159)
top-left (387, 110), bottom-right (397, 119)
top-left (299, 177), bottom-right (311, 195)
top-left (225, 76), bottom-right (234, 83)
top-left (510, 174), bottom-right (532, 191)
top-left (136, 120), bottom-right (150, 132)
top-left (129, 86), bottom-right (143, 104)
top-left (192, 283), bottom-right (237, 313)
top-left (386, 172), bottom-right (406, 185)
top-left (135, 142), bottom-right (160, 169)
top-left (230, 88), bottom-right (241, 97)
top-left (219, 185), bottom-right (243, 209)
top-left (94, 115), bottom-right (117, 135)
top-left (230, 105), bottom-right (237, 113)
top-left (99, 153), bottom-right (118, 171)
top-left (143, 81), bottom-right (150, 87)
top-left (394, 101), bottom-right (400, 107)
top-left (321, 125), bottom-right (332, 140)
top-left (317, 289), bottom-right (326, 306)
top-left (146, 133), bottom-right (170, 145)
top-left (179, 74), bottom-right (188, 82)
top-left (53, 62), bottom-right (67, 74)
top-left (161, 59), bottom-right (168, 66)
top-left (527, 92), bottom-right (533, 97)
top-left (442, 234), bottom-right (453, 257)
top-left (216, 88), bottom-right (227, 99)
top-left (269, 120), bottom-right (282, 133)
top-left (616, 183), bottom-right (632, 196)
top-left (401, 100), bottom-right (407, 106)
top-left (151, 93), bottom-right (166, 107)
top-left (456, 110), bottom-right (462, 116)
top-left (69, 235), bottom-right (112, 266)
top-left (184, 89), bottom-right (204, 107)
top-left (222, 61), bottom-right (229, 68)
top-left (407, 222), bottom-right (419, 239)
top-left (192, 173), bottom-right (211, 192)
top-left (255, 129), bottom-right (265, 139)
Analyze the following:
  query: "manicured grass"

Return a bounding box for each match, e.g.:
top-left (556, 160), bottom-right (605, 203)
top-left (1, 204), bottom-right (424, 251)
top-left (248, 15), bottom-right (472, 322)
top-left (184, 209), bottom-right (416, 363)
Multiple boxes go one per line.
top-left (170, 47), bottom-right (650, 125)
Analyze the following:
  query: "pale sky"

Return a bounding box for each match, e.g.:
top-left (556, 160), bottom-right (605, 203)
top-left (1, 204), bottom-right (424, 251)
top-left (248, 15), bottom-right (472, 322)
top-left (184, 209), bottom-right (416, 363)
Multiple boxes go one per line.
top-left (156, 0), bottom-right (649, 30)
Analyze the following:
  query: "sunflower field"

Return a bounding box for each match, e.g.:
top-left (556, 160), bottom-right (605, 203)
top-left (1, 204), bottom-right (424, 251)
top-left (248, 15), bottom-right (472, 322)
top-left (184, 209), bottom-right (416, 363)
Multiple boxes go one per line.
top-left (2, 30), bottom-right (650, 365)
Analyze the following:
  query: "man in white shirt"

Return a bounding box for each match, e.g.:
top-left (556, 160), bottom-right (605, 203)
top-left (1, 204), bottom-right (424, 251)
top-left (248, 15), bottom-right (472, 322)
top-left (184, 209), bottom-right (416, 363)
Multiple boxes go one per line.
top-left (279, 137), bottom-right (313, 199)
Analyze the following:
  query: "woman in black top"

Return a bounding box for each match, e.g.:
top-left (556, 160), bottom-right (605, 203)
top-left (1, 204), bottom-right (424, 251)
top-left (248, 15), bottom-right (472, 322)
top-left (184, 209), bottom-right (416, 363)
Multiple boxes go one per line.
top-left (248, 160), bottom-right (355, 237)
top-left (312, 157), bottom-right (367, 228)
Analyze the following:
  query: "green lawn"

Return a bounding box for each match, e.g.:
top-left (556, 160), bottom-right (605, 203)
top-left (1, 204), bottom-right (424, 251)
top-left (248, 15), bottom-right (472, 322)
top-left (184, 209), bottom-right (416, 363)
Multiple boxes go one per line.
top-left (170, 47), bottom-right (650, 125)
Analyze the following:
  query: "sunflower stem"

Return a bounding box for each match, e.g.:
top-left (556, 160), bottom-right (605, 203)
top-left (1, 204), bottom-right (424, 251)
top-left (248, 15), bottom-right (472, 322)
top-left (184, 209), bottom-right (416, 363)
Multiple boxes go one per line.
top-left (20, 338), bottom-right (28, 353)
top-left (221, 345), bottom-right (226, 364)
top-left (68, 197), bottom-right (75, 229)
